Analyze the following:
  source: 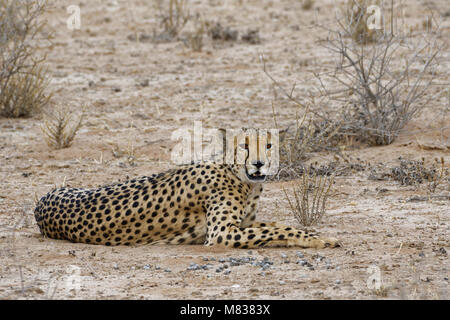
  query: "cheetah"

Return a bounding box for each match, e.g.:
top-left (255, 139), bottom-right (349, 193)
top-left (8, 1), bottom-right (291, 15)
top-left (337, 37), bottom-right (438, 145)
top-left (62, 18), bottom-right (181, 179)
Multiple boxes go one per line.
top-left (34, 129), bottom-right (341, 249)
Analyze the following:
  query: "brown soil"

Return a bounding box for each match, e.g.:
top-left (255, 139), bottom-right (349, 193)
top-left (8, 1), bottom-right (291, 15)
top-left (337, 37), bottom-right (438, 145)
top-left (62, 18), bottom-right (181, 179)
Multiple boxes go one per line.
top-left (0, 0), bottom-right (449, 300)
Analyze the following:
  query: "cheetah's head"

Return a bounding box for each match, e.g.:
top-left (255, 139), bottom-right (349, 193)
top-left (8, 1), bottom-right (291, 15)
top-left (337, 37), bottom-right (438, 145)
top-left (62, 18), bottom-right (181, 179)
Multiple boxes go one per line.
top-left (220, 128), bottom-right (279, 184)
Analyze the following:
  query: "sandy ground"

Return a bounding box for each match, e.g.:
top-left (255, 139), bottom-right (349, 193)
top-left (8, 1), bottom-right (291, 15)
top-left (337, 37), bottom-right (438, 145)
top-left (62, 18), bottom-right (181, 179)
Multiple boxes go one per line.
top-left (0, 0), bottom-right (449, 299)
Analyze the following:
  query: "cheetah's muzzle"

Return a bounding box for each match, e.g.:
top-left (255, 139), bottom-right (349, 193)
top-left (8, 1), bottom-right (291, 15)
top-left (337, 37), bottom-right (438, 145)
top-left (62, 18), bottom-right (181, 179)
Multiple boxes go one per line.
top-left (246, 170), bottom-right (266, 182)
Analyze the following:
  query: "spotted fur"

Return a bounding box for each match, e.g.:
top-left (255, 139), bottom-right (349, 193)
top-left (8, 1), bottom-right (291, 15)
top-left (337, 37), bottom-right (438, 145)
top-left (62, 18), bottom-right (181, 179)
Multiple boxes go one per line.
top-left (34, 130), bottom-right (341, 249)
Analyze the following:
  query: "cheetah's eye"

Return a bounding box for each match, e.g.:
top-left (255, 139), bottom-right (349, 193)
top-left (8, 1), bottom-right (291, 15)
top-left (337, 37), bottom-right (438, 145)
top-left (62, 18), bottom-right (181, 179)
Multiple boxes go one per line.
top-left (266, 144), bottom-right (272, 149)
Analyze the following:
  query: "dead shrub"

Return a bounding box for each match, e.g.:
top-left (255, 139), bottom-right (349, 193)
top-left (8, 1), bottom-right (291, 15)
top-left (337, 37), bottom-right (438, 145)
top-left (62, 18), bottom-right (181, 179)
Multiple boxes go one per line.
top-left (316, 2), bottom-right (443, 146)
top-left (41, 106), bottom-right (84, 149)
top-left (282, 168), bottom-right (334, 227)
top-left (264, 3), bottom-right (443, 148)
top-left (0, 0), bottom-right (52, 118)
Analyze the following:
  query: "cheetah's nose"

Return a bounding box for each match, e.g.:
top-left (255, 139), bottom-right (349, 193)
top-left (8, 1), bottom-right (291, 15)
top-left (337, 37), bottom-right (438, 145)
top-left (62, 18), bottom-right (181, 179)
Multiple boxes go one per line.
top-left (252, 161), bottom-right (264, 169)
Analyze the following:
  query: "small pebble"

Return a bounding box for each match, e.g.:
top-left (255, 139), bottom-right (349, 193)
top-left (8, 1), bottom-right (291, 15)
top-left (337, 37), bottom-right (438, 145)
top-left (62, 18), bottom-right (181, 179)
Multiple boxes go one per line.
top-left (335, 279), bottom-right (341, 285)
top-left (224, 270), bottom-right (231, 275)
top-left (314, 255), bottom-right (325, 262)
top-left (297, 260), bottom-right (308, 266)
top-left (279, 281), bottom-right (286, 285)
top-left (113, 263), bottom-right (119, 270)
top-left (281, 253), bottom-right (288, 259)
top-left (296, 251), bottom-right (304, 258)
top-left (187, 263), bottom-right (200, 271)
top-left (164, 269), bottom-right (171, 273)
top-left (143, 264), bottom-right (151, 270)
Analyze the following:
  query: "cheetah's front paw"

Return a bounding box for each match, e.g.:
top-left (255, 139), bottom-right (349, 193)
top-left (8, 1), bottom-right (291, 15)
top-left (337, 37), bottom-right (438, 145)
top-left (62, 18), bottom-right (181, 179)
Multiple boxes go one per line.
top-left (312, 237), bottom-right (342, 249)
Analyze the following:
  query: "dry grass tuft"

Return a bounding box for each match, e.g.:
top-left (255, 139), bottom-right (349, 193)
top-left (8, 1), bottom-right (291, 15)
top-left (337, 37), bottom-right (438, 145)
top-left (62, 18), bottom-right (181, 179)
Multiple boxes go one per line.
top-left (187, 15), bottom-right (205, 52)
top-left (282, 168), bottom-right (334, 227)
top-left (0, 64), bottom-right (51, 118)
top-left (41, 106), bottom-right (84, 149)
top-left (301, 0), bottom-right (315, 10)
top-left (157, 0), bottom-right (190, 39)
top-left (373, 285), bottom-right (389, 297)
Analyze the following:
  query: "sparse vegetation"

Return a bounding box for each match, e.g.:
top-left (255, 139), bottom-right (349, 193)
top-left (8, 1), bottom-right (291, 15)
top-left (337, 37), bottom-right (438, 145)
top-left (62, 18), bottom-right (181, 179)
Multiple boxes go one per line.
top-left (208, 22), bottom-right (238, 41)
top-left (187, 15), bottom-right (205, 52)
top-left (316, 5), bottom-right (442, 146)
top-left (264, 59), bottom-right (343, 172)
top-left (391, 157), bottom-right (448, 191)
top-left (41, 106), bottom-right (84, 149)
top-left (241, 29), bottom-right (261, 44)
top-left (300, 0), bottom-right (315, 10)
top-left (273, 104), bottom-right (342, 169)
top-left (373, 285), bottom-right (389, 297)
top-left (265, 2), bottom-right (443, 148)
top-left (282, 168), bottom-right (334, 227)
top-left (156, 0), bottom-right (190, 40)
top-left (0, 0), bottom-right (52, 117)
